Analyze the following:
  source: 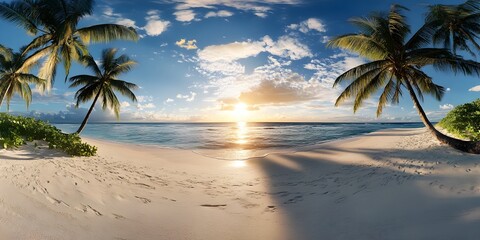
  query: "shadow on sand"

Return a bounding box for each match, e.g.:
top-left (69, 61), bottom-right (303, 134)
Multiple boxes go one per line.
top-left (254, 144), bottom-right (480, 240)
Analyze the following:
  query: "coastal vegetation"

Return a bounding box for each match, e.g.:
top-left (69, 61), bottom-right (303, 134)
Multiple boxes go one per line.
top-left (439, 99), bottom-right (480, 141)
top-left (0, 0), bottom-right (139, 154)
top-left (0, 113), bottom-right (96, 156)
top-left (328, 4), bottom-right (480, 153)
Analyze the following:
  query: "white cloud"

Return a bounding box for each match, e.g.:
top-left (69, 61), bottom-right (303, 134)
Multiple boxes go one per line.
top-left (169, 0), bottom-right (300, 19)
top-left (120, 101), bottom-right (131, 108)
top-left (137, 95), bottom-right (154, 103)
top-left (469, 85), bottom-right (480, 92)
top-left (143, 10), bottom-right (170, 36)
top-left (205, 10), bottom-right (234, 18)
top-left (174, 10), bottom-right (196, 22)
top-left (198, 40), bottom-right (265, 62)
top-left (263, 35), bottom-right (312, 60)
top-left (288, 18), bottom-right (326, 33)
top-left (176, 92), bottom-right (197, 102)
top-left (164, 98), bottom-right (175, 104)
top-left (137, 103), bottom-right (156, 110)
top-left (198, 61), bottom-right (245, 76)
top-left (439, 104), bottom-right (454, 110)
top-left (198, 35), bottom-right (311, 63)
top-left (116, 18), bottom-right (137, 28)
top-left (176, 39), bottom-right (198, 50)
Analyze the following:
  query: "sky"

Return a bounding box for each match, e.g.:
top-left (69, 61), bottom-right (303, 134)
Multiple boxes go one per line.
top-left (0, 0), bottom-right (479, 123)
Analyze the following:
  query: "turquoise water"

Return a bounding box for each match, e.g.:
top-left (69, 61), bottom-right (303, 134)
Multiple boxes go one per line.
top-left (54, 122), bottom-right (423, 159)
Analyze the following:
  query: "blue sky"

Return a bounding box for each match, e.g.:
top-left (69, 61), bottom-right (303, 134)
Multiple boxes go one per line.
top-left (1, 0), bottom-right (479, 122)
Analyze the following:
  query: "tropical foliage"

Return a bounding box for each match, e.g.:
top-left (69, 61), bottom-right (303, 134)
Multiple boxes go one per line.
top-left (328, 4), bottom-right (480, 153)
top-left (0, 113), bottom-right (97, 156)
top-left (438, 99), bottom-right (480, 141)
top-left (0, 0), bottom-right (138, 91)
top-left (425, 0), bottom-right (480, 55)
top-left (70, 48), bottom-right (137, 134)
top-left (0, 46), bottom-right (44, 110)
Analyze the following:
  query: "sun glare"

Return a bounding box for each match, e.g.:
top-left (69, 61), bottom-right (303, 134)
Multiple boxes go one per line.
top-left (234, 103), bottom-right (247, 114)
top-left (233, 102), bottom-right (249, 122)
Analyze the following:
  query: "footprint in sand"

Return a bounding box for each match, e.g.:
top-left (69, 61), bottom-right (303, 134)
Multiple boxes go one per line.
top-left (200, 204), bottom-right (227, 208)
top-left (265, 205), bottom-right (276, 213)
top-left (112, 213), bottom-right (126, 220)
top-left (135, 196), bottom-right (152, 204)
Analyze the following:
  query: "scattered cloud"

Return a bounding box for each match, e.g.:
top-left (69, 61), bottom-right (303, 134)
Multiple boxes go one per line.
top-left (137, 96), bottom-right (154, 103)
top-left (143, 10), bottom-right (170, 36)
top-left (197, 35), bottom-right (311, 76)
top-left (198, 40), bottom-right (265, 62)
top-left (469, 85), bottom-right (480, 92)
top-left (120, 101), bottom-right (131, 108)
top-left (174, 10), bottom-right (196, 22)
top-left (439, 104), bottom-right (454, 110)
top-left (288, 18), bottom-right (326, 33)
top-left (176, 39), bottom-right (198, 50)
top-left (137, 103), bottom-right (156, 110)
top-left (164, 98), bottom-right (175, 104)
top-left (205, 10), bottom-right (234, 18)
top-left (177, 92), bottom-right (197, 102)
top-left (167, 0), bottom-right (300, 20)
top-left (263, 35), bottom-right (312, 60)
top-left (116, 18), bottom-right (138, 28)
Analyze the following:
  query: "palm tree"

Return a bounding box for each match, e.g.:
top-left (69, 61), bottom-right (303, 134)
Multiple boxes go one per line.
top-left (69, 48), bottom-right (137, 134)
top-left (425, 0), bottom-right (480, 55)
top-left (0, 0), bottom-right (138, 91)
top-left (0, 47), bottom-right (44, 110)
top-left (327, 5), bottom-right (480, 154)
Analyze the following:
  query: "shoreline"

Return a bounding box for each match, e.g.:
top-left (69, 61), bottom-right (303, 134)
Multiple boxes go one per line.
top-left (1, 127), bottom-right (480, 239)
top-left (81, 127), bottom-right (428, 161)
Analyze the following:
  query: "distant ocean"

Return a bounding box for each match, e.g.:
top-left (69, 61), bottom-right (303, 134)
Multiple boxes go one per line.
top-left (54, 122), bottom-right (424, 160)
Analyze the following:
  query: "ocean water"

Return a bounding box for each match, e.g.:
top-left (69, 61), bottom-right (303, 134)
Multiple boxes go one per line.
top-left (54, 122), bottom-right (424, 160)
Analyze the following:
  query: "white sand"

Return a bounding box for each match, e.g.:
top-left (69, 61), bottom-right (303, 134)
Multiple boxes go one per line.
top-left (1, 128), bottom-right (479, 240)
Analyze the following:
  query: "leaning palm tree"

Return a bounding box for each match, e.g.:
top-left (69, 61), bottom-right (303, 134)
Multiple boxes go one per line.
top-left (69, 48), bottom-right (137, 134)
top-left (327, 5), bottom-right (480, 153)
top-left (425, 0), bottom-right (480, 55)
top-left (0, 47), bottom-right (44, 110)
top-left (0, 0), bottom-right (138, 91)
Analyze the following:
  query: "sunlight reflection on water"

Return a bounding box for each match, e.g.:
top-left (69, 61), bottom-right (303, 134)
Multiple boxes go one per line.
top-left (54, 122), bottom-right (424, 160)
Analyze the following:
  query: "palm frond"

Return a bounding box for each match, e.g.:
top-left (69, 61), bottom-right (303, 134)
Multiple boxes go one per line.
top-left (110, 79), bottom-right (138, 102)
top-left (376, 76), bottom-right (395, 116)
top-left (327, 34), bottom-right (388, 60)
top-left (76, 24), bottom-right (138, 44)
top-left (0, 1), bottom-right (39, 35)
top-left (335, 67), bottom-right (386, 106)
top-left (334, 60), bottom-right (390, 87)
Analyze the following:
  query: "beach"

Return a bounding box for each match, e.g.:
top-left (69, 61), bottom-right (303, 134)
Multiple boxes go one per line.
top-left (1, 127), bottom-right (479, 240)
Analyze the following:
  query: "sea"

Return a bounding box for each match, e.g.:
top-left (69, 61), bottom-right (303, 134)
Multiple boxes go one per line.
top-left (54, 122), bottom-right (424, 160)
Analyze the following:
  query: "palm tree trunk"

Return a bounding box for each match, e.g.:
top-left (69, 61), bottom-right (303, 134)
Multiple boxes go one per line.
top-left (76, 89), bottom-right (102, 134)
top-left (405, 80), bottom-right (480, 154)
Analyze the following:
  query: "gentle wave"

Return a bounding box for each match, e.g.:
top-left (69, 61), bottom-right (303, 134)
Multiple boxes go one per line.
top-left (54, 122), bottom-right (424, 159)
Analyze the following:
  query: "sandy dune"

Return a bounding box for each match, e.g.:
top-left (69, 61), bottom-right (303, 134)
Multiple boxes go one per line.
top-left (1, 128), bottom-right (480, 240)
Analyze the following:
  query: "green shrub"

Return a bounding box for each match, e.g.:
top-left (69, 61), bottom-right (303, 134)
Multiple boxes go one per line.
top-left (438, 99), bottom-right (480, 141)
top-left (0, 113), bottom-right (97, 156)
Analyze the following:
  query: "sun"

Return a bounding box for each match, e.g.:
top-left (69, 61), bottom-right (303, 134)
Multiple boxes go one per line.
top-left (234, 103), bottom-right (247, 113)
top-left (233, 103), bottom-right (249, 122)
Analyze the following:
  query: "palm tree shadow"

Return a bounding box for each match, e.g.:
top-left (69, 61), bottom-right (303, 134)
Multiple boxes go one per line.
top-left (0, 145), bottom-right (69, 160)
top-left (253, 145), bottom-right (480, 240)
